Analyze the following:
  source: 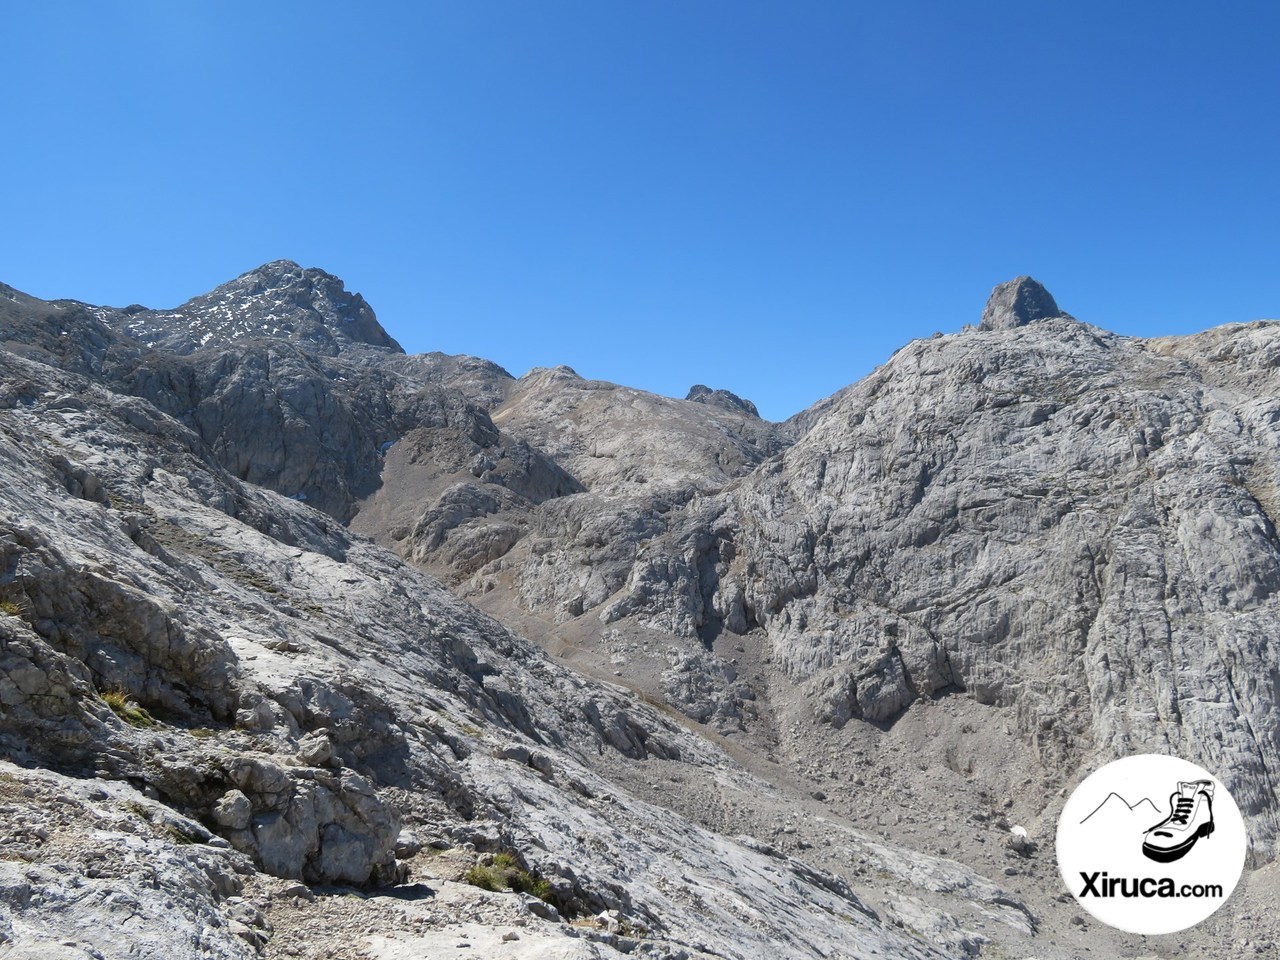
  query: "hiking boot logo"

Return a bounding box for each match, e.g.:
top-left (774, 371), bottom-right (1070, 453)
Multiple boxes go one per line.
top-left (1056, 754), bottom-right (1246, 936)
top-left (1142, 780), bottom-right (1215, 863)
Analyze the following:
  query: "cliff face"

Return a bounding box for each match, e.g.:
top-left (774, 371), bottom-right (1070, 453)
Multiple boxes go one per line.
top-left (633, 313), bottom-right (1280, 847)
top-left (3, 266), bottom-right (1279, 958)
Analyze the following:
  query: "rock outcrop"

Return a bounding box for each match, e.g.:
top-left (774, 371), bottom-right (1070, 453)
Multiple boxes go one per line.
top-left (589, 300), bottom-right (1280, 868)
top-left (686, 383), bottom-right (761, 418)
top-left (977, 275), bottom-right (1064, 330)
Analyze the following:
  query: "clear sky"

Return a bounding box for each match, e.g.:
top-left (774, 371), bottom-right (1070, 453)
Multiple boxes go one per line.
top-left (4, 2), bottom-right (1277, 420)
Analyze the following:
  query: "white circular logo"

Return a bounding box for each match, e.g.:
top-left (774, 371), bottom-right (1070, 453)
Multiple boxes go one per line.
top-left (1056, 754), bottom-right (1246, 934)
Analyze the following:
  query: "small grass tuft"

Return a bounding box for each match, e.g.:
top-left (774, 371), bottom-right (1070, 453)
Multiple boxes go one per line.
top-left (102, 689), bottom-right (157, 728)
top-left (189, 727), bottom-right (217, 739)
top-left (463, 864), bottom-right (503, 892)
top-left (463, 852), bottom-right (553, 902)
top-left (0, 599), bottom-right (23, 617)
top-left (510, 872), bottom-right (552, 901)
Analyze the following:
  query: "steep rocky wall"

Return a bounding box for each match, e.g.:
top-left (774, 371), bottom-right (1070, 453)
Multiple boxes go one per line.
top-left (598, 313), bottom-right (1280, 858)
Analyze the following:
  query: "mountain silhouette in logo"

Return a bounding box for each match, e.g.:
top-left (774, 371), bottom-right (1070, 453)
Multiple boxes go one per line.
top-left (1080, 792), bottom-right (1162, 827)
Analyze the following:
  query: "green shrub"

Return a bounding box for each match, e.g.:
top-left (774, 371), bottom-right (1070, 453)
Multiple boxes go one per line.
top-left (463, 864), bottom-right (504, 892)
top-left (509, 871), bottom-right (552, 901)
top-left (463, 852), bottom-right (552, 901)
top-left (102, 690), bottom-right (156, 728)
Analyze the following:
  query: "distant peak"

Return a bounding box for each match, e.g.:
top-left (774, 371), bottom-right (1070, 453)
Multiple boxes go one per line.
top-left (109, 261), bottom-right (404, 356)
top-left (190, 261), bottom-right (402, 353)
top-left (978, 276), bottom-right (1064, 331)
top-left (686, 384), bottom-right (760, 418)
top-left (249, 258), bottom-right (304, 274)
top-left (236, 259), bottom-right (335, 292)
top-left (523, 365), bottom-right (582, 382)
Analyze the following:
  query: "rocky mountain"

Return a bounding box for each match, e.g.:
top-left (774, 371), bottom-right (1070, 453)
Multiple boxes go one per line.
top-left (2, 263), bottom-right (1279, 959)
top-left (597, 298), bottom-right (1280, 854)
top-left (685, 384), bottom-right (761, 418)
top-left (0, 278), bottom-right (952, 960)
top-left (113, 259), bottom-right (404, 357)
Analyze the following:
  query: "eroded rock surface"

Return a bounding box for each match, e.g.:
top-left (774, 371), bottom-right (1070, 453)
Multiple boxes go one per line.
top-left (0, 308), bottom-right (959, 958)
top-left (596, 307), bottom-right (1280, 862)
top-left (4, 264), bottom-right (1280, 959)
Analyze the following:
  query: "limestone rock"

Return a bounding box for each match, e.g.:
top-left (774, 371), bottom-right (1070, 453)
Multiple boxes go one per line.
top-left (296, 729), bottom-right (333, 767)
top-left (598, 303), bottom-right (1280, 863)
top-left (115, 259), bottom-right (404, 357)
top-left (977, 275), bottom-right (1063, 330)
top-left (0, 325), bottom-right (960, 959)
top-left (0, 761), bottom-right (260, 960)
top-left (885, 895), bottom-right (990, 958)
top-left (213, 790), bottom-right (253, 831)
top-left (686, 383), bottom-right (760, 417)
top-left (493, 366), bottom-right (784, 496)
top-left (7, 264), bottom-right (1280, 959)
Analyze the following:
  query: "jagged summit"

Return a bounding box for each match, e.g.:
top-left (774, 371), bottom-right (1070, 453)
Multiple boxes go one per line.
top-left (109, 260), bottom-right (404, 356)
top-left (978, 275), bottom-right (1065, 331)
top-left (686, 383), bottom-right (760, 418)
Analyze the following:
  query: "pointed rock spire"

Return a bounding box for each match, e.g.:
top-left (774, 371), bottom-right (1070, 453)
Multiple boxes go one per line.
top-left (978, 276), bottom-right (1063, 331)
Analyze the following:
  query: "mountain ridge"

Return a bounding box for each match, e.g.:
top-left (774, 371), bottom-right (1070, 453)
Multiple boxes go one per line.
top-left (3, 262), bottom-right (1280, 958)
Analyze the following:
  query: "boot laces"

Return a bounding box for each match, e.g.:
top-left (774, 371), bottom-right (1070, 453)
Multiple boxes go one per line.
top-left (1170, 796), bottom-right (1195, 825)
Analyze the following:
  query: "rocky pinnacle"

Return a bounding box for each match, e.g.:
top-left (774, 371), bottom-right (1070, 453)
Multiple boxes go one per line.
top-left (978, 275), bottom-right (1063, 331)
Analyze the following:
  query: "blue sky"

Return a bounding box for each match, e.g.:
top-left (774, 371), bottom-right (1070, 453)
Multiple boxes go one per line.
top-left (4, 2), bottom-right (1277, 420)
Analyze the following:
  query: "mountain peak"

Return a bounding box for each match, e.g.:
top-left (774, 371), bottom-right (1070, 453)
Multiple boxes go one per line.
top-left (686, 384), bottom-right (760, 418)
top-left (110, 261), bottom-right (404, 356)
top-left (252, 257), bottom-right (303, 273)
top-left (978, 276), bottom-right (1064, 331)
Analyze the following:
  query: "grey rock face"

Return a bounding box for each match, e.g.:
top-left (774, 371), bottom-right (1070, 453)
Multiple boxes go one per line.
top-left (349, 391), bottom-right (583, 568)
top-left (113, 259), bottom-right (404, 356)
top-left (1, 268), bottom-right (531, 522)
top-left (0, 762), bottom-right (261, 960)
top-left (349, 360), bottom-right (787, 676)
top-left (492, 366), bottom-right (784, 495)
top-left (977, 275), bottom-right (1063, 330)
top-left (0, 513), bottom-right (240, 737)
top-left (599, 307), bottom-right (1280, 861)
top-left (226, 764), bottom-right (400, 885)
top-left (6, 264), bottom-right (1280, 958)
top-left (0, 322), bottom-right (965, 958)
top-left (213, 789), bottom-right (253, 831)
top-left (686, 383), bottom-right (761, 417)
top-left (384, 351), bottom-right (517, 409)
top-left (0, 615), bottom-right (112, 768)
